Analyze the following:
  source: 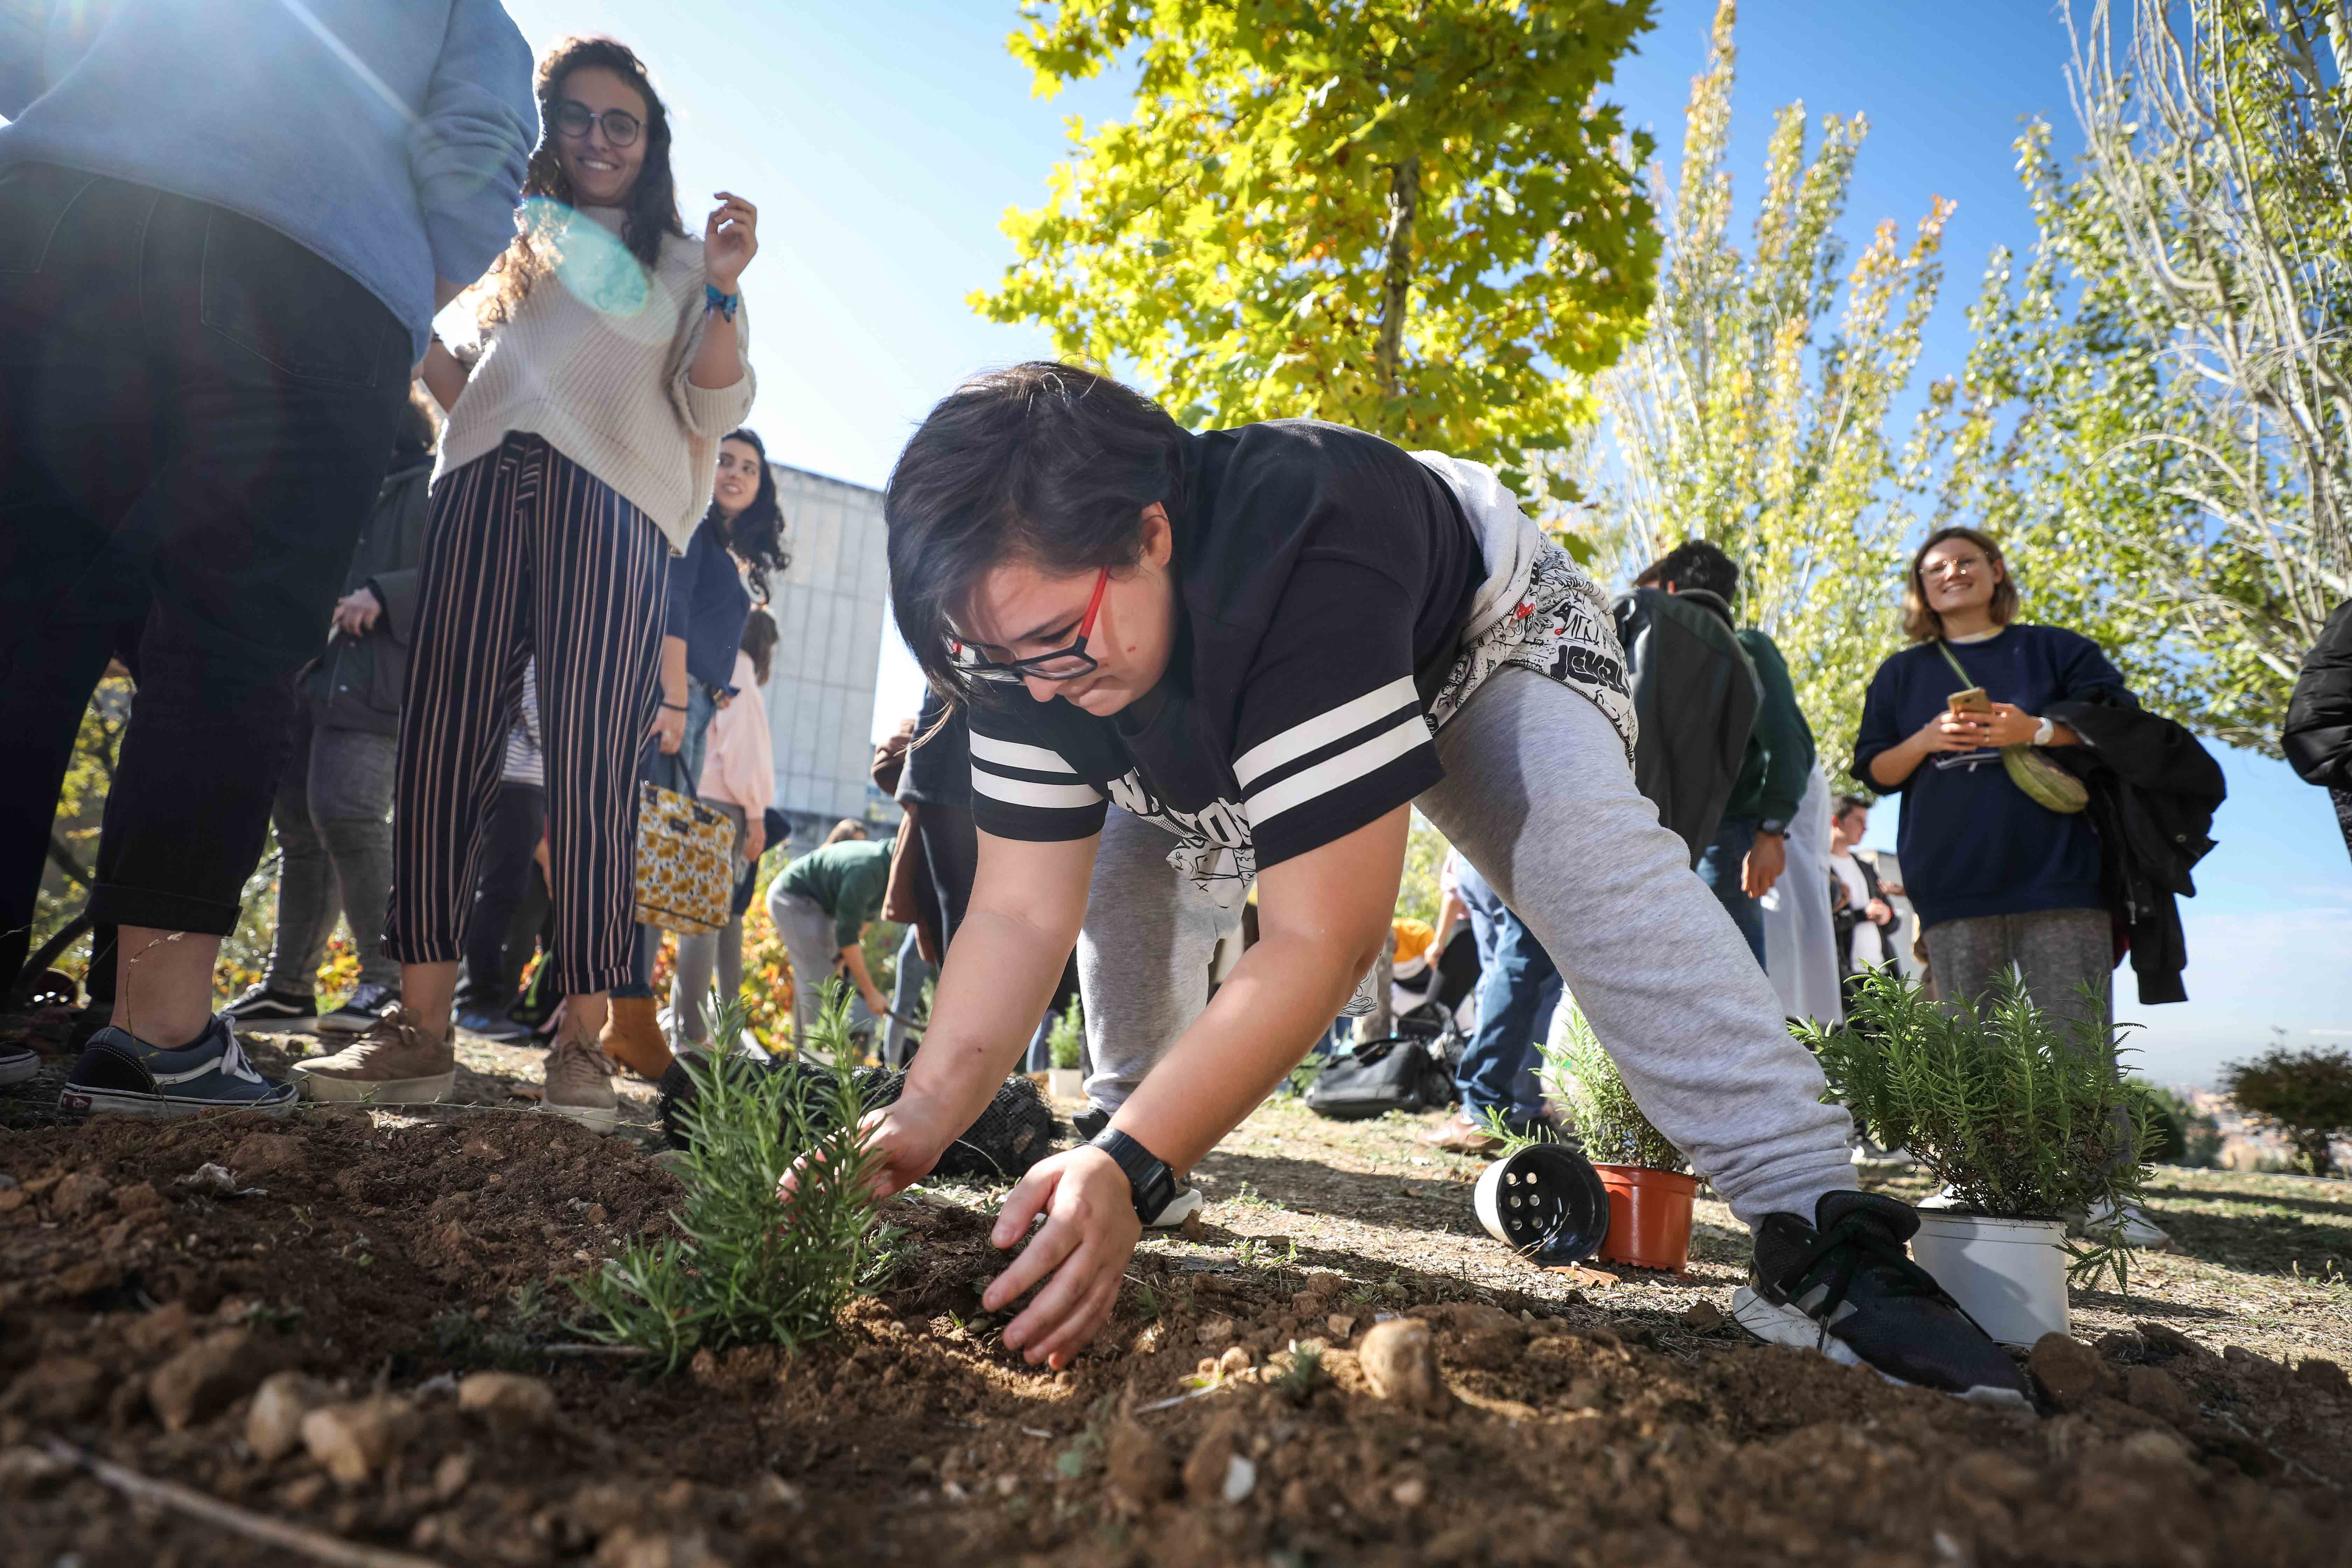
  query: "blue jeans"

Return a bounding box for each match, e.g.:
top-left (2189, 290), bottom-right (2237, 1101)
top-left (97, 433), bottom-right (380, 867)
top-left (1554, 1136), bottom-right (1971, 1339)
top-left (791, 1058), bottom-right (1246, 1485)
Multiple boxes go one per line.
top-left (1698, 816), bottom-right (1767, 967)
top-left (885, 924), bottom-right (931, 1066)
top-left (1455, 861), bottom-right (1557, 1124)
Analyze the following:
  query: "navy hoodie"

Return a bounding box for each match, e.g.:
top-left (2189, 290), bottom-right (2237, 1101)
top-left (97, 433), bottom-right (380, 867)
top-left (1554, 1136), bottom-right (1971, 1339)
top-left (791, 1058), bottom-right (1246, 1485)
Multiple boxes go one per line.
top-left (1851, 624), bottom-right (2131, 928)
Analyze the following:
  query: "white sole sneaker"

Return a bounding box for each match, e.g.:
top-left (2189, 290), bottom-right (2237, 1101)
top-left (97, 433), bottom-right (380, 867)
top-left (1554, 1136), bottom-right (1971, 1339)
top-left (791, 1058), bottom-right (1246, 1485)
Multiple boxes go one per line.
top-left (59, 1082), bottom-right (300, 1116)
top-left (289, 1066), bottom-right (456, 1104)
top-left (1729, 1287), bottom-right (2028, 1408)
top-left (0, 1050), bottom-right (39, 1087)
top-left (1145, 1184), bottom-right (1205, 1229)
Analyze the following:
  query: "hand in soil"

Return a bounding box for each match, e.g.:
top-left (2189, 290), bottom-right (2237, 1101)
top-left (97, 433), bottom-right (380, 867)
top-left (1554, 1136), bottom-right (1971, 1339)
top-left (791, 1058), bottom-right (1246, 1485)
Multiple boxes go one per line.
top-left (982, 1143), bottom-right (1142, 1369)
top-left (780, 1100), bottom-right (950, 1204)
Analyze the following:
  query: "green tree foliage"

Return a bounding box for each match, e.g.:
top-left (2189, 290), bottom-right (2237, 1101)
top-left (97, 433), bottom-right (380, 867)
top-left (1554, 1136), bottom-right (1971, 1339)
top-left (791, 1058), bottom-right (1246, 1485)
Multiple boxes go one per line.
top-left (975, 0), bottom-right (1662, 495)
top-left (2221, 1044), bottom-right (2352, 1177)
top-left (1921, 0), bottom-right (2352, 753)
top-left (1573, 0), bottom-right (1951, 778)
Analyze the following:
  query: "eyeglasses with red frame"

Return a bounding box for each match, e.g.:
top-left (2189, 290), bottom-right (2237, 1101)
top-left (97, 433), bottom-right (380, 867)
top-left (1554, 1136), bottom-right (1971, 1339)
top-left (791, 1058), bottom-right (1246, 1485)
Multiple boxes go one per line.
top-left (954, 566), bottom-right (1112, 684)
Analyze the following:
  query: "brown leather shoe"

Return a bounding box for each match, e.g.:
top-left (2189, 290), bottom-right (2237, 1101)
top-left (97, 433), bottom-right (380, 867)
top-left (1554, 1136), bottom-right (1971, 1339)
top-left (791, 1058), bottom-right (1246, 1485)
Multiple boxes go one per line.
top-left (291, 1003), bottom-right (456, 1104)
top-left (598, 995), bottom-right (674, 1082)
top-left (1418, 1112), bottom-right (1502, 1156)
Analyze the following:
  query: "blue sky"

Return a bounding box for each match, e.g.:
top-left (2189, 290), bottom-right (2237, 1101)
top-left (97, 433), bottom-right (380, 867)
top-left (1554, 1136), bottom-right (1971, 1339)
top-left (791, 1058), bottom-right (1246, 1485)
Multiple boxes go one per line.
top-left (477, 0), bottom-right (2346, 1082)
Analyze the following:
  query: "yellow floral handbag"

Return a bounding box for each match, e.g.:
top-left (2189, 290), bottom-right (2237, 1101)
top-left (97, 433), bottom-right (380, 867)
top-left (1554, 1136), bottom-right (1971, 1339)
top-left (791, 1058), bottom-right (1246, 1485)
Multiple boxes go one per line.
top-left (632, 754), bottom-right (737, 936)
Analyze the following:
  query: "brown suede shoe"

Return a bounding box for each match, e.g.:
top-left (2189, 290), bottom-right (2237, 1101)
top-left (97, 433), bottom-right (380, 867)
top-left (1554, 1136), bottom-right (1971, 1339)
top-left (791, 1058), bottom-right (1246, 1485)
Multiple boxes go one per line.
top-left (1418, 1111), bottom-right (1502, 1156)
top-left (598, 995), bottom-right (674, 1082)
top-left (542, 1034), bottom-right (618, 1134)
top-left (291, 1003), bottom-right (455, 1105)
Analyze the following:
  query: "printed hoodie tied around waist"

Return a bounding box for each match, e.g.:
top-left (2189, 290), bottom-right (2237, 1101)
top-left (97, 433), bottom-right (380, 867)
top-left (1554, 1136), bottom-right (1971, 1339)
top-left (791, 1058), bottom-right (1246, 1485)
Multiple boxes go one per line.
top-left (438, 205), bottom-right (755, 553)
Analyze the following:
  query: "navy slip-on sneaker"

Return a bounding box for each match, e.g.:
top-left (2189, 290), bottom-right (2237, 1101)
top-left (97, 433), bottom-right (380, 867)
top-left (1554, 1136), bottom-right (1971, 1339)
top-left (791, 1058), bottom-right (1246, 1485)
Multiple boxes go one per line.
top-left (58, 1016), bottom-right (298, 1117)
top-left (1730, 1190), bottom-right (2031, 1408)
top-left (0, 1042), bottom-right (39, 1088)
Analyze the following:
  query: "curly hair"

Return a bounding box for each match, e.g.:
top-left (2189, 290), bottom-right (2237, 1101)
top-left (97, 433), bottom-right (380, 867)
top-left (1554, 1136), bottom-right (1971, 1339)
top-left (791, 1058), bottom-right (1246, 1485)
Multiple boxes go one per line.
top-left (475, 37), bottom-right (684, 333)
top-left (713, 427), bottom-right (790, 604)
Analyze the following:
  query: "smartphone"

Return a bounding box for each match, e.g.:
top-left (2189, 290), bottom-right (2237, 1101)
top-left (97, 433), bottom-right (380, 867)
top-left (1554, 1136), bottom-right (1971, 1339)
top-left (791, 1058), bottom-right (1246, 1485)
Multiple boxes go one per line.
top-left (1947, 687), bottom-right (1991, 716)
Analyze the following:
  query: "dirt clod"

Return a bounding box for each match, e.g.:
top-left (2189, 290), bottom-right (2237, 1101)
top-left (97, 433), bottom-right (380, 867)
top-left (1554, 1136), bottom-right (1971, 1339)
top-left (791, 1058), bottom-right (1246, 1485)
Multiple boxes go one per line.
top-left (301, 1395), bottom-right (416, 1484)
top-left (2295, 1358), bottom-right (2349, 1396)
top-left (459, 1371), bottom-right (559, 1433)
top-left (2, 1359), bottom-right (105, 1424)
top-left (246, 1372), bottom-right (332, 1462)
top-left (1359, 1317), bottom-right (1452, 1413)
top-left (49, 1169), bottom-right (110, 1218)
top-left (2123, 1364), bottom-right (2196, 1427)
top-left (148, 1329), bottom-right (269, 1433)
top-left (1105, 1418), bottom-right (1174, 1510)
top-left (2031, 1332), bottom-right (2107, 1410)
top-left (1682, 1299), bottom-right (1726, 1332)
top-left (1181, 1419), bottom-right (1242, 1504)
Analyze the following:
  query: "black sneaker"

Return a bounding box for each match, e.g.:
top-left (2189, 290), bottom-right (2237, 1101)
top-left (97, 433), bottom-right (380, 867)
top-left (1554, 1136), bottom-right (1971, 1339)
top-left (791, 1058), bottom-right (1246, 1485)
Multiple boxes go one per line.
top-left (1729, 1191), bottom-right (2030, 1407)
top-left (317, 981), bottom-right (398, 1034)
top-left (1071, 1104), bottom-right (1111, 1141)
top-left (0, 1041), bottom-right (38, 1088)
top-left (221, 983), bottom-right (320, 1032)
top-left (59, 1016), bottom-right (298, 1117)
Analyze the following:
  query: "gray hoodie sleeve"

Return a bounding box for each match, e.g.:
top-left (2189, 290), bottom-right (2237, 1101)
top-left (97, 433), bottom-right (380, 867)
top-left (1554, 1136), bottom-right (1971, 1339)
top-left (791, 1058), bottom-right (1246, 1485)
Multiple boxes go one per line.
top-left (407, 0), bottom-right (537, 288)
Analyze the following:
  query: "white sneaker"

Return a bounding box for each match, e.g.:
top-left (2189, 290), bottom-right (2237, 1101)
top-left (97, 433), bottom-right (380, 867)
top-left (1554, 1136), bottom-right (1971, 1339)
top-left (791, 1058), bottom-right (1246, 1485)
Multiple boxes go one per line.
top-left (2078, 1197), bottom-right (2174, 1252)
top-left (1146, 1183), bottom-right (1205, 1229)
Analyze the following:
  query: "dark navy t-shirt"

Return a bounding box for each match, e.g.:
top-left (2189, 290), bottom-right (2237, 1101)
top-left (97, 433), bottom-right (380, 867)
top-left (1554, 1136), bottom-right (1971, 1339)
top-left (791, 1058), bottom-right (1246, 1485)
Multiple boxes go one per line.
top-left (1851, 624), bottom-right (2131, 929)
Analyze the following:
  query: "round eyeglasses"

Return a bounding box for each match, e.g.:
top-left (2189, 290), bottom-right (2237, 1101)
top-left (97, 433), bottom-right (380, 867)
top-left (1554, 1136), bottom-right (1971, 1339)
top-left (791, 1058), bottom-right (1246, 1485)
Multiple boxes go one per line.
top-left (955, 567), bottom-right (1111, 684)
top-left (553, 100), bottom-right (642, 148)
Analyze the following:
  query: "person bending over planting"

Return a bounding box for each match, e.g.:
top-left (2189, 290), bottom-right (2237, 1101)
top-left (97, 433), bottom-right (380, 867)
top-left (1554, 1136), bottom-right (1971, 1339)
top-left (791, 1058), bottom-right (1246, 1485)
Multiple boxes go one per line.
top-left (825, 362), bottom-right (2027, 1404)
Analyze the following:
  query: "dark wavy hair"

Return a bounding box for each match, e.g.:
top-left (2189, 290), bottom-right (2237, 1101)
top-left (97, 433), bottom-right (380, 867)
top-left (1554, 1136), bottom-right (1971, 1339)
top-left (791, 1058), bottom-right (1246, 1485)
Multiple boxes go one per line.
top-left (476, 37), bottom-right (685, 332)
top-left (739, 606), bottom-right (778, 686)
top-left (884, 362), bottom-right (1187, 700)
top-left (713, 427), bottom-right (789, 604)
top-left (1902, 526), bottom-right (2019, 643)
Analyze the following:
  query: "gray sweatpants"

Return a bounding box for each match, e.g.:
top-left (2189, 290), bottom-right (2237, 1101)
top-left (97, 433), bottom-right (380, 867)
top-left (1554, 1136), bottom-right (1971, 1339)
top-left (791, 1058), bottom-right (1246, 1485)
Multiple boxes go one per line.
top-left (1077, 667), bottom-right (1855, 1228)
top-left (765, 884), bottom-right (841, 1049)
top-left (1920, 908), bottom-right (2111, 1044)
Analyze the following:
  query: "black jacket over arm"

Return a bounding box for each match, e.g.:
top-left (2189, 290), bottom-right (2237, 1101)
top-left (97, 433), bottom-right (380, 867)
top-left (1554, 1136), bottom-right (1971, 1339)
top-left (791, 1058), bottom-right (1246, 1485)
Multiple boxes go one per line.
top-left (2284, 598), bottom-right (2352, 790)
top-left (2045, 693), bottom-right (2225, 1005)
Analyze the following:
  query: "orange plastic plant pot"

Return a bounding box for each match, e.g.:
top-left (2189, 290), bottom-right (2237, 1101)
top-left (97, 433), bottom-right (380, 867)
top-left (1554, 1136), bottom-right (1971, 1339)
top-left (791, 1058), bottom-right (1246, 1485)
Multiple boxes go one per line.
top-left (1593, 1164), bottom-right (1698, 1272)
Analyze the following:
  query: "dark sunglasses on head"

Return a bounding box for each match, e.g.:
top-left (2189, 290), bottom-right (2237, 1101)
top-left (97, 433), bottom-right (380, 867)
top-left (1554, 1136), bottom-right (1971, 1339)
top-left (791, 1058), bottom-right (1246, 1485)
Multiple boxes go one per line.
top-left (553, 99), bottom-right (642, 148)
top-left (955, 567), bottom-right (1111, 684)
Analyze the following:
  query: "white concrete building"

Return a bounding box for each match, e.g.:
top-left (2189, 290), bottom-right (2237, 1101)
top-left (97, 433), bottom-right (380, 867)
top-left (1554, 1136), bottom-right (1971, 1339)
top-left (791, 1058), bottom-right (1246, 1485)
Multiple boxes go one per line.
top-left (761, 462), bottom-right (897, 849)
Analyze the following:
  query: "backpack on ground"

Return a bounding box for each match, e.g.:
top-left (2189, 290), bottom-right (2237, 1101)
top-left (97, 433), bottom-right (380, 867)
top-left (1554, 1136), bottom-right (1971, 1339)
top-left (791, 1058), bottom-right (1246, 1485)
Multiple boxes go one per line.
top-left (1304, 1032), bottom-right (1457, 1121)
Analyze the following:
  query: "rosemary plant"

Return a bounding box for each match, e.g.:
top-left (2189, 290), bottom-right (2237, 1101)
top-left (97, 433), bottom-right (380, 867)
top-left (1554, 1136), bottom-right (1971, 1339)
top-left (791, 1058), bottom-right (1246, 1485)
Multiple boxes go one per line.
top-left (569, 983), bottom-right (893, 1371)
top-left (1802, 968), bottom-right (2154, 1289)
top-left (1046, 993), bottom-right (1085, 1071)
top-left (1535, 998), bottom-right (1689, 1173)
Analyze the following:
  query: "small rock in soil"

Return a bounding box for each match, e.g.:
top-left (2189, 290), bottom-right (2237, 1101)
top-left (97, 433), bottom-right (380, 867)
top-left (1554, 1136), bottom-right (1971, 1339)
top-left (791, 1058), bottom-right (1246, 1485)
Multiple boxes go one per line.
top-left (1196, 1316), bottom-right (1236, 1348)
top-left (1325, 1313), bottom-right (1356, 1339)
top-left (1220, 1454), bottom-right (1257, 1504)
top-left (1359, 1318), bottom-right (1452, 1414)
top-left (301, 1395), bottom-right (416, 1484)
top-left (2292, 1357), bottom-right (2348, 1395)
top-left (149, 1329), bottom-right (270, 1433)
top-left (2122, 1364), bottom-right (2195, 1427)
top-left (49, 1169), bottom-right (110, 1219)
top-left (0, 1445), bottom-right (71, 1495)
top-left (1681, 1300), bottom-right (1725, 1332)
top-left (2030, 1333), bottom-right (2106, 1411)
top-left (1105, 1419), bottom-right (1174, 1510)
top-left (122, 1301), bottom-right (196, 1357)
top-left (1392, 1476), bottom-right (1428, 1508)
top-left (1216, 1345), bottom-right (1253, 1379)
top-left (246, 1371), bottom-right (332, 1462)
top-left (459, 1371), bottom-right (559, 1433)
top-left (593, 1527), bottom-right (723, 1568)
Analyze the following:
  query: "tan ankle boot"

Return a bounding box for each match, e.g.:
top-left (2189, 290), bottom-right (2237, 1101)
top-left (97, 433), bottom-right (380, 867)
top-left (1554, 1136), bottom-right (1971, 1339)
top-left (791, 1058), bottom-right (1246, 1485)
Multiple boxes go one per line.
top-left (598, 996), bottom-right (674, 1082)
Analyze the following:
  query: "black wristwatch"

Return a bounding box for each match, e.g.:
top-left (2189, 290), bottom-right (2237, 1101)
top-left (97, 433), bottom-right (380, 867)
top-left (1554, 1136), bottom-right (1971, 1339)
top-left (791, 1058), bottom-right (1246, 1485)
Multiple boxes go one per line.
top-left (1757, 818), bottom-right (1789, 838)
top-left (1088, 1128), bottom-right (1176, 1225)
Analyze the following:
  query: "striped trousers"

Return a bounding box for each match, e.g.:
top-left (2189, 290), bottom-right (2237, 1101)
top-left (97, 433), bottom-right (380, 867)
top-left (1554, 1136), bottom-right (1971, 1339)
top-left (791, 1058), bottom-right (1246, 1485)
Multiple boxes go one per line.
top-left (384, 435), bottom-right (669, 995)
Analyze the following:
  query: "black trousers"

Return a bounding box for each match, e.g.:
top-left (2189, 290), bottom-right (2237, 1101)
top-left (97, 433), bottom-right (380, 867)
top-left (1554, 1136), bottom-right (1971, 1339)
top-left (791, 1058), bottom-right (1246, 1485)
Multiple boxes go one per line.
top-left (455, 781), bottom-right (547, 1011)
top-left (0, 164), bottom-right (409, 983)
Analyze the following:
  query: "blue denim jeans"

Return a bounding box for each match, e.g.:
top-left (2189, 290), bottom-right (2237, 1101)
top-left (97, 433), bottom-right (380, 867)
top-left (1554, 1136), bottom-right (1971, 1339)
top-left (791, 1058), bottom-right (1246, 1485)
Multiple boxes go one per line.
top-left (1697, 816), bottom-right (1767, 967)
top-left (1455, 860), bottom-right (1557, 1124)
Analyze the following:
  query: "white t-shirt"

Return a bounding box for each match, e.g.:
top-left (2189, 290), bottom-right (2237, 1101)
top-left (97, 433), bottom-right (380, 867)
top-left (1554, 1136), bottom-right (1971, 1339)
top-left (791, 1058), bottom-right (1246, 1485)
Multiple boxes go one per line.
top-left (1831, 851), bottom-right (1882, 968)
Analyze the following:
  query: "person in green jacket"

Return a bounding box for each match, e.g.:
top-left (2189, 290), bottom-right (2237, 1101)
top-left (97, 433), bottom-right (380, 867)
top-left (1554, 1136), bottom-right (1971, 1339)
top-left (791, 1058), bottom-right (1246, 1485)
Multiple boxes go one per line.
top-left (1645, 541), bottom-right (1814, 967)
top-left (764, 832), bottom-right (895, 1049)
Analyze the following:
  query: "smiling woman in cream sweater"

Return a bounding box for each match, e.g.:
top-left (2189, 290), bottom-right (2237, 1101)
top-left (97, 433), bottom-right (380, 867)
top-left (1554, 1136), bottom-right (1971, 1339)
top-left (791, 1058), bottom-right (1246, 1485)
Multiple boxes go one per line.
top-left (295, 36), bottom-right (757, 1131)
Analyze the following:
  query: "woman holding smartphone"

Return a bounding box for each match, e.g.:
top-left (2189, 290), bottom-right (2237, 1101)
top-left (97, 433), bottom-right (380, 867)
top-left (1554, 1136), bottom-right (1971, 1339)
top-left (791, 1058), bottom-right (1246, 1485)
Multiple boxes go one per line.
top-left (294, 36), bottom-right (757, 1129)
top-left (1852, 527), bottom-right (2127, 1027)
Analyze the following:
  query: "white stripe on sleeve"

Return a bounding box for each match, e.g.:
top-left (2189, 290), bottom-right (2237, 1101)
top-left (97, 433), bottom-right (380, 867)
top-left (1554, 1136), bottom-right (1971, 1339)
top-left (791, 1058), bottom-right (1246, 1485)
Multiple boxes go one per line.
top-left (1232, 674), bottom-right (1421, 790)
top-left (1242, 712), bottom-right (1432, 825)
top-left (969, 731), bottom-right (1084, 777)
top-left (971, 765), bottom-right (1104, 811)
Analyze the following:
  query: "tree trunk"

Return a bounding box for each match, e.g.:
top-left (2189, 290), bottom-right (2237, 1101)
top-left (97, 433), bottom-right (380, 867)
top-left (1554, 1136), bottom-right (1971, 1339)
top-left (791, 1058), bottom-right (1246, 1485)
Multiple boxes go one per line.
top-left (1376, 156), bottom-right (1420, 398)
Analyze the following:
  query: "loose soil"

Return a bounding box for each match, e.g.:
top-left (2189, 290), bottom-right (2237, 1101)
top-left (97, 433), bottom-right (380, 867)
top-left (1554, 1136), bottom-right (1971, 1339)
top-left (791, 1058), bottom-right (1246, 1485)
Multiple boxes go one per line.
top-left (4, 1003), bottom-right (2349, 1567)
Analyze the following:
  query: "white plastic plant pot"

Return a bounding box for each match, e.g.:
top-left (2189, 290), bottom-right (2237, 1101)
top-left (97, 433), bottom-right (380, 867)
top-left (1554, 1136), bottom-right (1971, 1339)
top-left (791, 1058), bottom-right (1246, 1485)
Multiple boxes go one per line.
top-left (1045, 1068), bottom-right (1084, 1100)
top-left (1472, 1144), bottom-right (1610, 1262)
top-left (1908, 1211), bottom-right (2070, 1348)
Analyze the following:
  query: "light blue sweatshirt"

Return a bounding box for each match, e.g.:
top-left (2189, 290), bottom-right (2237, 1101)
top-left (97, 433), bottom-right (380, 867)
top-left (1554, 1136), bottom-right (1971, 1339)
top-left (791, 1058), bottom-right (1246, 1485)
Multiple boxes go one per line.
top-left (0, 0), bottom-right (537, 358)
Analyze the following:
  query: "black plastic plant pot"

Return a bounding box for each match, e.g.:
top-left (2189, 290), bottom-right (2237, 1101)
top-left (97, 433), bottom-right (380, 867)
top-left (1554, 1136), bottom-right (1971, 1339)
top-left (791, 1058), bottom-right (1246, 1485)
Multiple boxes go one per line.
top-left (1473, 1143), bottom-right (1610, 1262)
